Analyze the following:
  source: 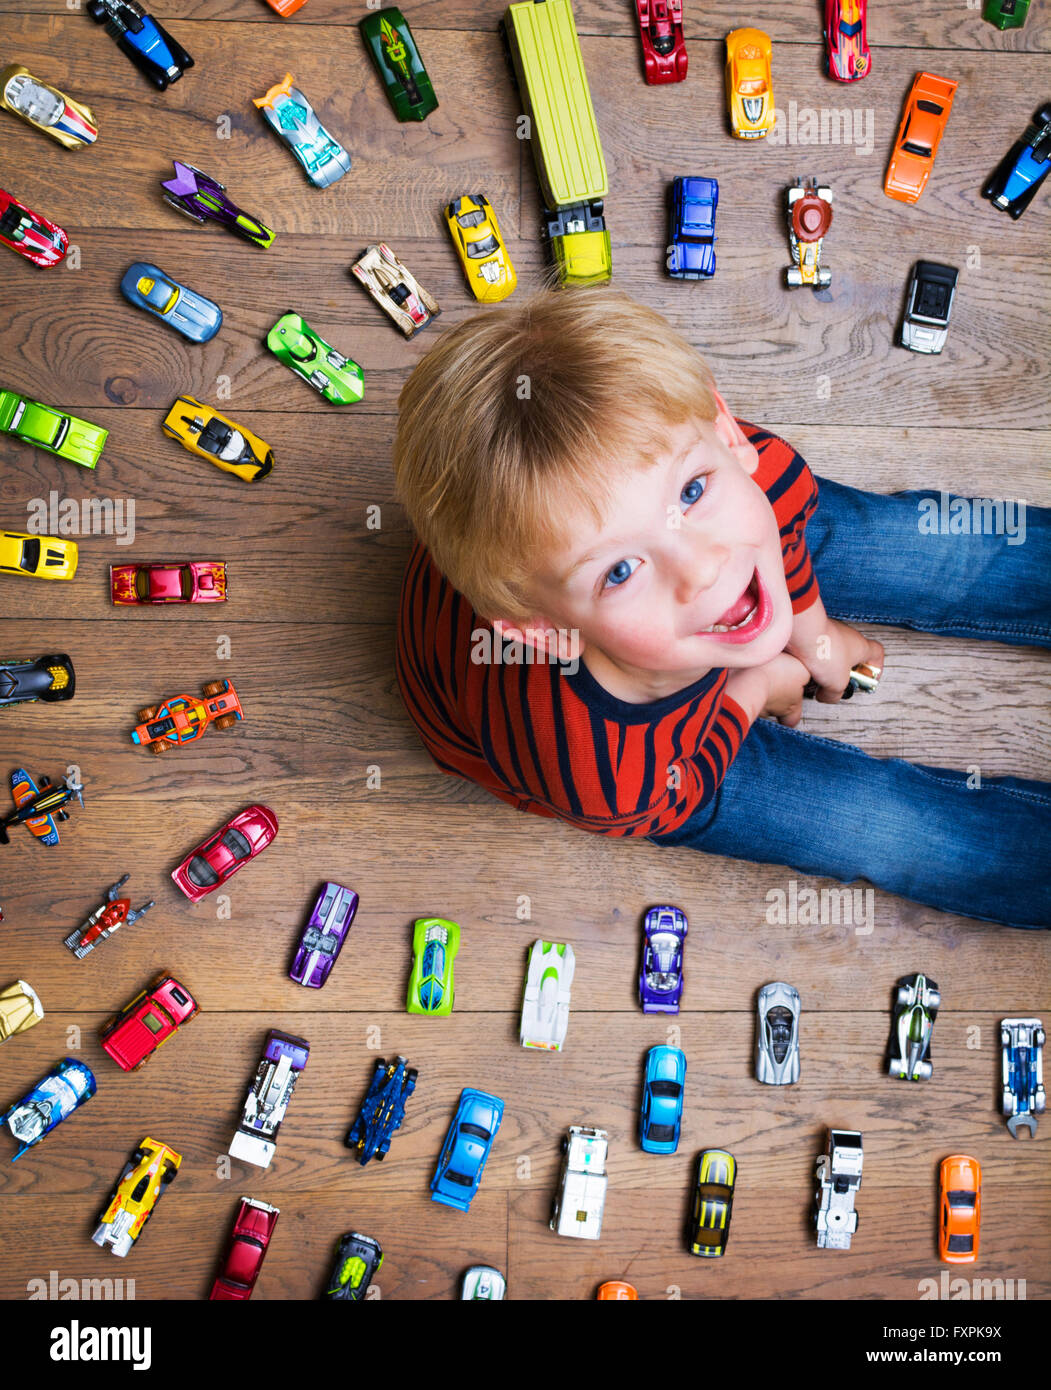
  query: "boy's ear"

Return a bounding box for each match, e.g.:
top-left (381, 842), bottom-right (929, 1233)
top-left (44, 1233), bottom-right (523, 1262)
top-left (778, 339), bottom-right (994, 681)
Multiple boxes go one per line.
top-left (491, 617), bottom-right (585, 661)
top-left (711, 390), bottom-right (759, 475)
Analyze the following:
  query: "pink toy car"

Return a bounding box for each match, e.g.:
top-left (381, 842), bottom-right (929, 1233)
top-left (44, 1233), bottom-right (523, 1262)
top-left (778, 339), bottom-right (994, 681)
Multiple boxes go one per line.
top-left (0, 188), bottom-right (68, 267)
top-left (172, 804), bottom-right (278, 902)
top-left (110, 560), bottom-right (226, 605)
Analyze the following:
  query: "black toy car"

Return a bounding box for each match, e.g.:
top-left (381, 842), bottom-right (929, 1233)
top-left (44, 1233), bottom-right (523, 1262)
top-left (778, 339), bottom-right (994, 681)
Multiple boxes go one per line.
top-left (0, 654), bottom-right (75, 707)
top-left (86, 0), bottom-right (193, 91)
top-left (900, 261), bottom-right (958, 355)
top-left (322, 1232), bottom-right (383, 1301)
top-left (983, 103), bottom-right (1051, 219)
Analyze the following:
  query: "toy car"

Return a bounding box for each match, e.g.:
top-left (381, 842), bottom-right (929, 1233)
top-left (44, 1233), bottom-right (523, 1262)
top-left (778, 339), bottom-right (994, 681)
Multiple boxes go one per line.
top-left (120, 262), bottom-right (222, 342)
top-left (640, 1045), bottom-right (685, 1154)
top-left (785, 179), bottom-right (833, 289)
top-left (99, 972), bottom-right (198, 1071)
top-left (0, 980), bottom-right (43, 1042)
top-left (634, 0), bottom-right (687, 84)
top-left (351, 244), bottom-right (440, 338)
top-left (85, 1), bottom-right (193, 90)
top-left (407, 916), bottom-right (460, 1014)
top-left (688, 1148), bottom-right (736, 1257)
top-left (171, 803), bottom-right (278, 903)
top-left (431, 1088), bottom-right (504, 1212)
top-left (64, 874), bottom-right (154, 958)
top-left (253, 74), bottom-right (351, 188)
top-left (983, 104), bottom-right (1051, 219)
top-left (131, 678), bottom-right (243, 754)
top-left (110, 560), bottom-right (226, 605)
top-left (0, 532), bottom-right (77, 583)
top-left (1001, 1017), bottom-right (1045, 1137)
top-left (814, 1128), bottom-right (863, 1249)
top-left (725, 28), bottom-right (774, 139)
top-left (210, 1197), bottom-right (279, 1300)
top-left (264, 0), bottom-right (308, 13)
top-left (983, 0), bottom-right (1030, 28)
top-left (667, 176), bottom-right (718, 280)
top-left (446, 196), bottom-right (517, 303)
top-left (939, 1154), bottom-right (981, 1264)
top-left (887, 972), bottom-right (940, 1080)
top-left (162, 396), bottom-right (274, 482)
top-left (0, 653), bottom-right (75, 707)
top-left (900, 261), bottom-right (958, 355)
top-left (638, 904), bottom-right (687, 1013)
top-left (884, 72), bottom-right (957, 203)
top-left (359, 8), bottom-right (438, 122)
top-left (4, 1057), bottom-right (96, 1160)
top-left (0, 65), bottom-right (97, 148)
top-left (324, 1233), bottom-right (383, 1301)
top-left (345, 1056), bottom-right (418, 1165)
top-left (597, 1281), bottom-right (638, 1299)
top-left (290, 882), bottom-right (358, 988)
top-left (462, 1266), bottom-right (506, 1299)
top-left (551, 1125), bottom-right (608, 1240)
top-left (1, 768), bottom-right (84, 846)
top-left (520, 939), bottom-right (575, 1050)
top-left (93, 1138), bottom-right (181, 1256)
top-left (756, 981), bottom-right (800, 1085)
top-left (266, 313), bottom-right (364, 404)
top-left (0, 189), bottom-right (68, 267)
top-left (0, 391), bottom-right (107, 470)
top-left (161, 162), bottom-right (275, 249)
top-left (824, 0), bottom-right (869, 82)
top-left (229, 1029), bottom-right (309, 1168)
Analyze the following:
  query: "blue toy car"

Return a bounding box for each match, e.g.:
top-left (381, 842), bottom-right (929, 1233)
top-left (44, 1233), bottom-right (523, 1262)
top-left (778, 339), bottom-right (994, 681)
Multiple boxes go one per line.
top-left (430, 1087), bottom-right (503, 1212)
top-left (4, 1057), bottom-right (96, 1161)
top-left (345, 1056), bottom-right (418, 1165)
top-left (639, 1045), bottom-right (686, 1154)
top-left (1001, 1018), bottom-right (1045, 1138)
top-left (639, 904), bottom-right (688, 1013)
top-left (667, 177), bottom-right (718, 280)
top-left (983, 104), bottom-right (1051, 219)
top-left (86, 1), bottom-right (193, 91)
top-left (120, 262), bottom-right (222, 342)
top-left (253, 74), bottom-right (352, 190)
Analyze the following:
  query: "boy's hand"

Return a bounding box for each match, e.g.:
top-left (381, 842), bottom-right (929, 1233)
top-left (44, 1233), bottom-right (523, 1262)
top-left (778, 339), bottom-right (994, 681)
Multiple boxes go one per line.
top-left (726, 653), bottom-right (811, 728)
top-left (788, 605), bottom-right (885, 705)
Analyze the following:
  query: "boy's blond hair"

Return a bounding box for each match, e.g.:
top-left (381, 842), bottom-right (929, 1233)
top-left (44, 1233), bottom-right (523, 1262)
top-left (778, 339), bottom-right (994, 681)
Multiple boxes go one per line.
top-left (393, 286), bottom-right (718, 621)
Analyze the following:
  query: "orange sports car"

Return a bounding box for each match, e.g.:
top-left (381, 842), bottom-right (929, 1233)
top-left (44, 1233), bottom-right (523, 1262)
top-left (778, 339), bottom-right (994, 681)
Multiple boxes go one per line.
top-left (939, 1154), bottom-right (981, 1264)
top-left (884, 72), bottom-right (958, 203)
top-left (725, 28), bottom-right (775, 140)
top-left (597, 1280), bottom-right (638, 1299)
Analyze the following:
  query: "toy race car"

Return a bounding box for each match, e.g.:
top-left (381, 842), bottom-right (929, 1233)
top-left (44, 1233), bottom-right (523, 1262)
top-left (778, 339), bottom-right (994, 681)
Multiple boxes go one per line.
top-left (120, 262), bottom-right (222, 342)
top-left (0, 653), bottom-right (75, 707)
top-left (0, 390), bottom-right (108, 469)
top-left (266, 313), bottom-right (364, 404)
top-left (323, 1233), bottom-right (383, 1301)
top-left (824, 0), bottom-right (869, 82)
top-left (551, 1126), bottom-right (608, 1240)
top-left (93, 1138), bottom-right (181, 1256)
top-left (725, 28), bottom-right (774, 139)
top-left (161, 162), bottom-right (275, 248)
top-left (983, 104), bottom-right (1051, 219)
top-left (756, 981), bottom-right (800, 1085)
top-left (100, 973), bottom-right (198, 1071)
top-left (86, 1), bottom-right (192, 89)
top-left (4, 1057), bottom-right (96, 1160)
top-left (229, 1030), bottom-right (309, 1169)
top-left (884, 72), bottom-right (957, 203)
top-left (939, 1154), bottom-right (981, 1264)
top-left (634, 0), bottom-right (687, 84)
top-left (597, 1281), bottom-right (638, 1299)
top-left (785, 179), bottom-right (833, 289)
top-left (983, 0), bottom-right (1030, 28)
top-left (110, 560), bottom-right (226, 605)
top-left (64, 874), bottom-right (155, 958)
top-left (639, 904), bottom-right (688, 1013)
top-left (351, 244), bottom-right (440, 338)
top-left (899, 261), bottom-right (958, 355)
top-left (520, 939), bottom-right (575, 1050)
top-left (1, 531), bottom-right (77, 583)
top-left (462, 1267), bottom-right (506, 1299)
top-left (0, 189), bottom-right (68, 267)
top-left (667, 176), bottom-right (718, 280)
top-left (1001, 1017), bottom-right (1045, 1137)
top-left (130, 678), bottom-right (244, 754)
top-left (639, 1045), bottom-right (686, 1154)
top-left (1, 768), bottom-right (84, 846)
top-left (431, 1088), bottom-right (504, 1212)
top-left (814, 1128), bottom-right (863, 1249)
top-left (210, 1197), bottom-right (279, 1300)
top-left (688, 1148), bottom-right (736, 1257)
top-left (345, 1056), bottom-right (418, 1165)
top-left (253, 74), bottom-right (351, 188)
top-left (290, 882), bottom-right (358, 988)
top-left (359, 8), bottom-right (438, 122)
top-left (407, 916), bottom-right (460, 1014)
top-left (887, 972), bottom-right (940, 1080)
top-left (0, 64), bottom-right (97, 148)
top-left (162, 396), bottom-right (274, 482)
top-left (446, 196), bottom-right (517, 303)
top-left (0, 980), bottom-right (44, 1042)
top-left (171, 803), bottom-right (278, 902)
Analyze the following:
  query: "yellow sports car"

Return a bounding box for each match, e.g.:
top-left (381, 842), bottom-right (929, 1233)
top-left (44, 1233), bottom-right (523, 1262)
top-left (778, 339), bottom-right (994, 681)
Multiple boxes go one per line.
top-left (725, 28), bottom-right (774, 139)
top-left (0, 531), bottom-right (77, 581)
top-left (0, 64), bottom-right (98, 149)
top-left (162, 396), bottom-right (274, 482)
top-left (0, 980), bottom-right (44, 1043)
top-left (93, 1137), bottom-right (182, 1257)
top-left (689, 1147), bottom-right (737, 1257)
top-left (445, 195), bottom-right (517, 303)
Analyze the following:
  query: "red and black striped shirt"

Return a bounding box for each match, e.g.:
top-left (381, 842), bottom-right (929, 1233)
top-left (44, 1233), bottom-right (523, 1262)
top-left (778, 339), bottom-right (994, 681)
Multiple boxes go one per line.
top-left (396, 423), bottom-right (820, 838)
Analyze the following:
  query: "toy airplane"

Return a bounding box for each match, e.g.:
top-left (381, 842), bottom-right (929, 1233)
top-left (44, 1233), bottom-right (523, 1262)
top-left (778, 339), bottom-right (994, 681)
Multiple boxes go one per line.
top-left (0, 769), bottom-right (84, 846)
top-left (64, 874), bottom-right (155, 958)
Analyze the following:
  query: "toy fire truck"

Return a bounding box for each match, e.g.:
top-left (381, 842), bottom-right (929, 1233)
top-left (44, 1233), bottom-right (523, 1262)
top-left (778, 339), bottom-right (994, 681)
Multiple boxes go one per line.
top-left (228, 1030), bottom-right (309, 1168)
top-left (64, 875), bottom-right (155, 958)
top-left (814, 1128), bottom-right (863, 1249)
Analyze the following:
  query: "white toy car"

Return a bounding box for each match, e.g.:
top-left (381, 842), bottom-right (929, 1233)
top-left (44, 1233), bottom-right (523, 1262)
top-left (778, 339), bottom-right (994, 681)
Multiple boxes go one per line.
top-left (550, 1126), bottom-right (608, 1240)
top-left (814, 1128), bottom-right (863, 1249)
top-left (520, 940), bottom-right (575, 1051)
top-left (461, 1266), bottom-right (506, 1300)
top-left (756, 981), bottom-right (800, 1085)
top-left (350, 243), bottom-right (440, 338)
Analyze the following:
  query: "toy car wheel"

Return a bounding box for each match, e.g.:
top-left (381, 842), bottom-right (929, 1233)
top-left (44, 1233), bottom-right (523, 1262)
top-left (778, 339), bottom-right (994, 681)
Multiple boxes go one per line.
top-left (86, 0), bottom-right (107, 19)
top-left (161, 1164), bottom-right (177, 1184)
top-left (213, 713), bottom-right (238, 730)
top-left (560, 1134), bottom-right (569, 1154)
top-left (148, 740), bottom-right (168, 755)
top-left (918, 1059), bottom-right (933, 1079)
top-left (202, 681), bottom-right (226, 697)
top-left (1036, 103), bottom-right (1051, 126)
top-left (927, 989), bottom-right (942, 1010)
top-left (895, 984), bottom-right (912, 1007)
top-left (407, 1068), bottom-right (419, 1085)
top-left (138, 706), bottom-right (159, 723)
top-left (981, 179), bottom-right (997, 199)
top-left (162, 195), bottom-right (208, 225)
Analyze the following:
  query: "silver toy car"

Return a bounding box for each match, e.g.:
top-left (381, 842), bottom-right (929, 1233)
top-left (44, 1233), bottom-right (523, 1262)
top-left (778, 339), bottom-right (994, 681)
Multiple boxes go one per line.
top-left (253, 73), bottom-right (351, 189)
top-left (887, 973), bottom-right (940, 1081)
top-left (756, 981), bottom-right (800, 1085)
top-left (1001, 1017), bottom-right (1045, 1138)
top-left (900, 260), bottom-right (958, 355)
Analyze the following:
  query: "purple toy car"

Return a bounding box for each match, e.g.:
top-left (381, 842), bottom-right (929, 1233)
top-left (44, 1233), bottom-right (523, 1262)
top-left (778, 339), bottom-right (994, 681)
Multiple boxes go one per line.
top-left (289, 882), bottom-right (358, 988)
top-left (161, 161), bottom-right (275, 249)
top-left (639, 904), bottom-right (688, 1013)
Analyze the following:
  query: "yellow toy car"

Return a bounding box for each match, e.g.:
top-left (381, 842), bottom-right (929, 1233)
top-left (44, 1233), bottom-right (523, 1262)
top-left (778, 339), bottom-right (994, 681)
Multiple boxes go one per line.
top-left (725, 28), bottom-right (774, 139)
top-left (92, 1137), bottom-right (182, 1257)
top-left (0, 64), bottom-right (98, 148)
top-left (0, 980), bottom-right (44, 1043)
top-left (445, 195), bottom-right (517, 303)
top-left (0, 531), bottom-right (77, 581)
top-left (162, 396), bottom-right (274, 482)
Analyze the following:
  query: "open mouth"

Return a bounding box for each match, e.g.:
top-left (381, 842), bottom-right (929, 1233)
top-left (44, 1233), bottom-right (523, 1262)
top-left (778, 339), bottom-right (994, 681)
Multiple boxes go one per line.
top-left (694, 569), bottom-right (772, 644)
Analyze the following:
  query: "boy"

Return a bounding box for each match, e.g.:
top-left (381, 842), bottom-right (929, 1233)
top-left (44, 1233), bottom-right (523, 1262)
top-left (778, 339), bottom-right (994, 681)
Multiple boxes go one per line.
top-left (394, 288), bottom-right (1051, 929)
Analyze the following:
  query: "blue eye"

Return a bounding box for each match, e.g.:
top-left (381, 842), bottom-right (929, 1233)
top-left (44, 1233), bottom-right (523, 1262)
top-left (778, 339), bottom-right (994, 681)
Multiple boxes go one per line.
top-left (680, 475), bottom-right (707, 509)
top-left (603, 557), bottom-right (641, 589)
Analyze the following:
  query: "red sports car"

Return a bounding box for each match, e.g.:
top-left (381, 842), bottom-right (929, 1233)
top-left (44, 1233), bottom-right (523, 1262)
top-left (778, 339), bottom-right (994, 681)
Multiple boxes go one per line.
top-left (110, 561), bottom-right (227, 606)
top-left (99, 973), bottom-right (199, 1072)
top-left (824, 0), bottom-right (870, 82)
top-left (634, 0), bottom-right (687, 83)
top-left (171, 803), bottom-right (278, 903)
top-left (210, 1197), bottom-right (280, 1300)
top-left (0, 188), bottom-right (68, 267)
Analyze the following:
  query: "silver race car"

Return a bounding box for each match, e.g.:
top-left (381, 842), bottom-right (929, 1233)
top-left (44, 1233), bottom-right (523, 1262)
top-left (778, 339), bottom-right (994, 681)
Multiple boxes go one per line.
top-left (756, 981), bottom-right (800, 1085)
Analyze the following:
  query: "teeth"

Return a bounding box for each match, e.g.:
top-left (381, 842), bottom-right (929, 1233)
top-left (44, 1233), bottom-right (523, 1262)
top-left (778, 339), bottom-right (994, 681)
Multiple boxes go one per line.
top-left (699, 604), bottom-right (757, 635)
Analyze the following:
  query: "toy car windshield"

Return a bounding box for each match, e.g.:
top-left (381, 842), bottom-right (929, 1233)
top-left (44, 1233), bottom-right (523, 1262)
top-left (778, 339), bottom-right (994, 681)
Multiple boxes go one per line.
top-left (186, 856), bottom-right (220, 888)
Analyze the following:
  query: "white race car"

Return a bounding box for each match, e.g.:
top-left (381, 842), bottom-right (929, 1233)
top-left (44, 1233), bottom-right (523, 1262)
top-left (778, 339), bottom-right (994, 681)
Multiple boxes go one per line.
top-left (520, 940), bottom-right (575, 1051)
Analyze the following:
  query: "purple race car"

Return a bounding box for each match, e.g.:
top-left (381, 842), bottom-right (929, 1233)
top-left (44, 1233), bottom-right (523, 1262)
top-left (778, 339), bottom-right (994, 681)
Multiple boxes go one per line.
top-left (161, 161), bottom-right (275, 248)
top-left (289, 882), bottom-right (358, 988)
top-left (639, 904), bottom-right (688, 1013)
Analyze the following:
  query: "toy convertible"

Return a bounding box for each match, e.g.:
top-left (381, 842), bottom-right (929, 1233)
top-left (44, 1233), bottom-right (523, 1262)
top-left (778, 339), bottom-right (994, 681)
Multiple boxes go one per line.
top-left (64, 874), bottom-right (155, 958)
top-left (111, 560), bottom-right (226, 604)
top-left (171, 803), bottom-right (277, 902)
top-left (120, 262), bottom-right (222, 342)
top-left (4, 1057), bottom-right (96, 1160)
top-left (85, 0), bottom-right (193, 91)
top-left (266, 313), bottom-right (363, 404)
top-left (253, 74), bottom-right (350, 188)
top-left (93, 1138), bottom-right (181, 1256)
top-left (100, 973), bottom-right (198, 1071)
top-left (131, 678), bottom-right (243, 754)
top-left (0, 189), bottom-right (68, 267)
top-left (983, 104), bottom-right (1051, 219)
top-left (163, 397), bottom-right (274, 482)
top-left (161, 162), bottom-right (275, 248)
top-left (359, 8), bottom-right (438, 122)
top-left (0, 768), bottom-right (84, 846)
top-left (785, 179), bottom-right (833, 289)
top-left (887, 972), bottom-right (940, 1080)
top-left (0, 65), bottom-right (97, 148)
top-left (345, 1055), bottom-right (418, 1165)
top-left (0, 390), bottom-right (108, 469)
top-left (0, 654), bottom-right (74, 707)
top-left (351, 244), bottom-right (440, 338)
top-left (229, 1030), bottom-right (309, 1169)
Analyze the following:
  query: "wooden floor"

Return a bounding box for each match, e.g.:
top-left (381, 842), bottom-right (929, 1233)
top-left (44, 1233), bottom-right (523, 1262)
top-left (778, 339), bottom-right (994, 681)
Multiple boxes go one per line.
top-left (1, 0), bottom-right (1048, 1302)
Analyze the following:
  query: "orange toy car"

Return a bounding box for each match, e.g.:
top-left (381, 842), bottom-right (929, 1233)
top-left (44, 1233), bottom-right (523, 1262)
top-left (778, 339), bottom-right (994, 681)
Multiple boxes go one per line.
top-left (262, 0), bottom-right (309, 14)
top-left (939, 1154), bottom-right (981, 1264)
top-left (597, 1280), bottom-right (638, 1299)
top-left (130, 678), bottom-right (243, 755)
top-left (884, 72), bottom-right (957, 203)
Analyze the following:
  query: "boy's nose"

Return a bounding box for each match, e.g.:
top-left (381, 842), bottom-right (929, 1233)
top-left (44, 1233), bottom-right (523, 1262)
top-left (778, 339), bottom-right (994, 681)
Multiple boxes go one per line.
top-left (674, 540), bottom-right (731, 606)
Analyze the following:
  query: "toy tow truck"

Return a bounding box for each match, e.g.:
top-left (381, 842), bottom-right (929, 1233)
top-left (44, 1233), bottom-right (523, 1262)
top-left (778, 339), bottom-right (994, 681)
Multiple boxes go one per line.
top-left (1001, 1018), bottom-right (1045, 1138)
top-left (345, 1055), bottom-right (418, 1165)
top-left (351, 243), bottom-right (440, 338)
top-left (814, 1128), bottom-right (863, 1249)
top-left (550, 1125), bottom-right (608, 1240)
top-left (887, 973), bottom-right (940, 1081)
top-left (786, 179), bottom-right (833, 289)
top-left (64, 874), bottom-right (155, 958)
top-left (131, 678), bottom-right (243, 754)
top-left (229, 1030), bottom-right (309, 1169)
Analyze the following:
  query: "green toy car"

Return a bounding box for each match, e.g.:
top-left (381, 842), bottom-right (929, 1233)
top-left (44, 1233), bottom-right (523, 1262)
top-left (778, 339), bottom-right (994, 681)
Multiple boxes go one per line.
top-left (0, 390), bottom-right (107, 469)
top-left (265, 313), bottom-right (364, 405)
top-left (407, 916), bottom-right (460, 1015)
top-left (983, 0), bottom-right (1029, 29)
top-left (360, 7), bottom-right (438, 122)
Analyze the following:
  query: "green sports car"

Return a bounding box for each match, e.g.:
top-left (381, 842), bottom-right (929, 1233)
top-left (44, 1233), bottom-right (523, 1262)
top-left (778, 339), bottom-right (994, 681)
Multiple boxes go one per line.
top-left (0, 389), bottom-right (107, 468)
top-left (360, 8), bottom-right (438, 123)
top-left (265, 313), bottom-right (364, 405)
top-left (407, 916), bottom-right (460, 1015)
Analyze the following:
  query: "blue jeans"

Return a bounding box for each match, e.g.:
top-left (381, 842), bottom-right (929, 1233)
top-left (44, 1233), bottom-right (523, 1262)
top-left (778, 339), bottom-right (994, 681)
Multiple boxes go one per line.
top-left (648, 480), bottom-right (1051, 929)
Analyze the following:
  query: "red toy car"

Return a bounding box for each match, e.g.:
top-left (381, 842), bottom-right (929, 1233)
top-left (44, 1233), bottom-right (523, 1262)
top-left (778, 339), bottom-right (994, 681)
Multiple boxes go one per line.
top-left (99, 972), bottom-right (199, 1072)
top-left (110, 561), bottom-right (227, 606)
top-left (634, 0), bottom-right (687, 83)
top-left (824, 0), bottom-right (870, 82)
top-left (171, 803), bottom-right (278, 903)
top-left (210, 1197), bottom-right (279, 1300)
top-left (131, 678), bottom-right (243, 754)
top-left (0, 188), bottom-right (68, 267)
